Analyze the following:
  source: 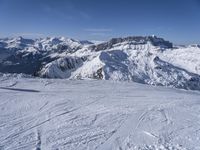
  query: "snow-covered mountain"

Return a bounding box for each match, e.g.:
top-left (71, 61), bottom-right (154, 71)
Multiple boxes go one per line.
top-left (0, 36), bottom-right (86, 75)
top-left (0, 36), bottom-right (200, 90)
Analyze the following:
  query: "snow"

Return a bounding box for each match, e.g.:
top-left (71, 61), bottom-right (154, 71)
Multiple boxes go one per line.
top-left (0, 77), bottom-right (200, 150)
top-left (35, 37), bottom-right (82, 51)
top-left (39, 56), bottom-right (84, 78)
top-left (0, 36), bottom-right (83, 52)
top-left (159, 46), bottom-right (200, 75)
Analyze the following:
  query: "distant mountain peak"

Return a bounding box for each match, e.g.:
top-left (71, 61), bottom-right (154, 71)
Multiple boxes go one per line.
top-left (89, 36), bottom-right (173, 51)
top-left (188, 44), bottom-right (200, 48)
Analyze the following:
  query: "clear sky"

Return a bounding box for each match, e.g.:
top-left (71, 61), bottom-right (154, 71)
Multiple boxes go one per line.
top-left (0, 0), bottom-right (200, 44)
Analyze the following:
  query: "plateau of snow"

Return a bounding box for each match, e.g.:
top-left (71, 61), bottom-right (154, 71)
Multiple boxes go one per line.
top-left (0, 76), bottom-right (200, 150)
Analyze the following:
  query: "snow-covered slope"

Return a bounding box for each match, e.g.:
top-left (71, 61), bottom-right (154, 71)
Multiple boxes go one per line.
top-left (39, 56), bottom-right (85, 78)
top-left (159, 45), bottom-right (200, 75)
top-left (0, 77), bottom-right (200, 150)
top-left (0, 36), bottom-right (200, 90)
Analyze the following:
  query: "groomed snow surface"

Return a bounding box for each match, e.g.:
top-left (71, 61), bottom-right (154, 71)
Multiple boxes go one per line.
top-left (0, 77), bottom-right (200, 150)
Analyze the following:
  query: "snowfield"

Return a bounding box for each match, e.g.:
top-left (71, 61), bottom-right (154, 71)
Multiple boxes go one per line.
top-left (0, 77), bottom-right (200, 150)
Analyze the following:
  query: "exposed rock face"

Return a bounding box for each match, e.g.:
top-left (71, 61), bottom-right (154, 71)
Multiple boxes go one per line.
top-left (89, 36), bottom-right (173, 51)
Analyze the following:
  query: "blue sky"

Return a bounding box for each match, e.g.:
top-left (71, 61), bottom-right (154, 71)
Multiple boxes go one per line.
top-left (0, 0), bottom-right (200, 44)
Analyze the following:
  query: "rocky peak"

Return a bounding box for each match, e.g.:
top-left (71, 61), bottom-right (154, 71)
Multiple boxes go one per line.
top-left (188, 44), bottom-right (200, 48)
top-left (89, 36), bottom-right (173, 51)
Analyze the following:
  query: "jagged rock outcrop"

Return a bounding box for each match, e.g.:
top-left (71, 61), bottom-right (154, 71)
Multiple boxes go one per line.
top-left (89, 36), bottom-right (173, 51)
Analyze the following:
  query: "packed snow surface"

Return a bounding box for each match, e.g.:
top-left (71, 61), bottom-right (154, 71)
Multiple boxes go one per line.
top-left (0, 77), bottom-right (200, 150)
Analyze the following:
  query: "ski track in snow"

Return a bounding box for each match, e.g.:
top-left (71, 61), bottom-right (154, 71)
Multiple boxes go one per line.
top-left (0, 78), bottom-right (200, 150)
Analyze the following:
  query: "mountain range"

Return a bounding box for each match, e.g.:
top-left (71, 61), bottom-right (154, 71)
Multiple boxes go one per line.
top-left (0, 36), bottom-right (200, 90)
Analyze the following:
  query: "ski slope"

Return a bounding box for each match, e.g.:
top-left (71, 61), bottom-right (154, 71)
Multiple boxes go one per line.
top-left (0, 77), bottom-right (200, 150)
